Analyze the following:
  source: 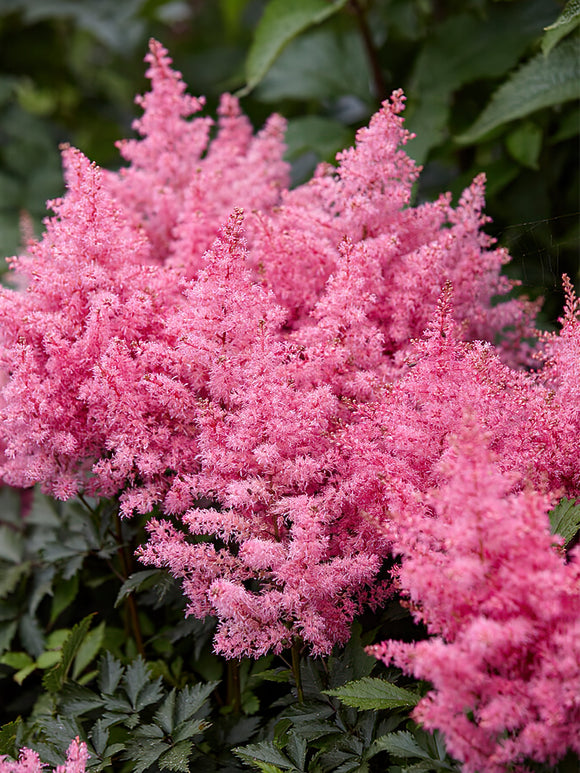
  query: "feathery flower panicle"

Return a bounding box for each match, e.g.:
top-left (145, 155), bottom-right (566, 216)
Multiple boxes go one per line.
top-left (369, 424), bottom-right (580, 771)
top-left (0, 738), bottom-right (88, 773)
top-left (0, 38), bottom-right (570, 691)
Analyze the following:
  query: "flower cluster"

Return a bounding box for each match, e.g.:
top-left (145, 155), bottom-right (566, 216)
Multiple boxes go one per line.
top-left (0, 738), bottom-right (88, 773)
top-left (0, 39), bottom-right (578, 770)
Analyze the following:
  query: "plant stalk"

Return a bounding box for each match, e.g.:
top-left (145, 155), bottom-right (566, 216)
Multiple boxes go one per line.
top-left (291, 638), bottom-right (304, 703)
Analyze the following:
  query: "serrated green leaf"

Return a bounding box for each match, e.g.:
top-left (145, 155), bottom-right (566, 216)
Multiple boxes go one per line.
top-left (19, 612), bottom-right (45, 658)
top-left (115, 569), bottom-right (163, 608)
top-left (0, 561), bottom-right (30, 599)
top-left (543, 1), bottom-right (580, 55)
top-left (0, 526), bottom-right (24, 563)
top-left (0, 620), bottom-right (17, 654)
top-left (99, 651), bottom-right (124, 695)
top-left (123, 656), bottom-right (149, 706)
top-left (43, 614), bottom-right (93, 692)
top-left (155, 688), bottom-right (177, 735)
top-left (234, 741), bottom-right (294, 769)
top-left (549, 497), bottom-right (580, 546)
top-left (253, 765), bottom-right (286, 773)
top-left (0, 718), bottom-right (23, 756)
top-left (457, 35), bottom-right (580, 143)
top-left (324, 677), bottom-right (419, 710)
top-left (242, 0), bottom-right (349, 95)
top-left (123, 736), bottom-right (167, 773)
top-left (172, 718), bottom-right (210, 744)
top-left (158, 739), bottom-right (194, 772)
top-left (73, 620), bottom-right (105, 680)
top-left (135, 677), bottom-right (164, 712)
top-left (371, 731), bottom-right (431, 760)
top-left (90, 719), bottom-right (109, 756)
top-left (175, 681), bottom-right (218, 724)
top-left (61, 682), bottom-right (105, 714)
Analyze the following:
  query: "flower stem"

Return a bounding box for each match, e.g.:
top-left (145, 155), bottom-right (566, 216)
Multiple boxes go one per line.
top-left (227, 659), bottom-right (242, 715)
top-left (291, 638), bottom-right (304, 703)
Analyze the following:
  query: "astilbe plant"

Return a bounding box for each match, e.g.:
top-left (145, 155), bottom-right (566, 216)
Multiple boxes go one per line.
top-left (0, 39), bottom-right (578, 771)
top-left (0, 738), bottom-right (88, 773)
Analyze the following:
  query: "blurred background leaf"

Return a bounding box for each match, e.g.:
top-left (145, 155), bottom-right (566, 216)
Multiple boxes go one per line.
top-left (0, 0), bottom-right (577, 324)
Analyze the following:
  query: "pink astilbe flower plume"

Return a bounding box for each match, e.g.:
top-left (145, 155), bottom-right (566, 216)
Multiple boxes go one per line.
top-left (369, 424), bottom-right (580, 772)
top-left (0, 738), bottom-right (88, 773)
top-left (2, 43), bottom-right (577, 766)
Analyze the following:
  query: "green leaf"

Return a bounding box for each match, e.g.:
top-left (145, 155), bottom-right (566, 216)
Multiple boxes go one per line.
top-left (255, 26), bottom-right (371, 104)
top-left (324, 677), bottom-right (419, 710)
top-left (285, 116), bottom-right (353, 162)
top-left (234, 741), bottom-right (294, 769)
top-left (0, 526), bottom-right (24, 563)
top-left (50, 573), bottom-right (79, 624)
top-left (99, 651), bottom-right (125, 695)
top-left (0, 562), bottom-right (29, 599)
top-left (61, 682), bottom-right (105, 714)
top-left (0, 718), bottom-right (23, 756)
top-left (0, 620), bottom-right (17, 654)
top-left (370, 731), bottom-right (431, 760)
top-left (549, 498), bottom-right (580, 547)
top-left (115, 569), bottom-right (163, 607)
top-left (457, 35), bottom-right (580, 143)
top-left (1, 651), bottom-right (34, 671)
top-left (406, 0), bottom-right (555, 163)
top-left (543, 0), bottom-right (580, 55)
top-left (242, 0), bottom-right (349, 95)
top-left (506, 121), bottom-right (543, 169)
top-left (158, 739), bottom-right (194, 772)
top-left (73, 620), bottom-right (105, 680)
top-left (43, 614), bottom-right (93, 692)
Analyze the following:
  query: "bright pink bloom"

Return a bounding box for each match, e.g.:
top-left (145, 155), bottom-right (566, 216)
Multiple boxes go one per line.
top-left (0, 738), bottom-right (88, 773)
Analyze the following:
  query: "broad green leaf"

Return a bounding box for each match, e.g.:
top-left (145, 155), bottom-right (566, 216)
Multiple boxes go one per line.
top-left (43, 614), bottom-right (93, 691)
top-left (285, 116), bottom-right (353, 162)
top-left (406, 0), bottom-right (555, 163)
top-left (549, 497), bottom-right (580, 547)
top-left (543, 0), bottom-right (580, 55)
top-left (242, 0), bottom-right (349, 95)
top-left (324, 677), bottom-right (419, 710)
top-left (255, 27), bottom-right (370, 104)
top-left (0, 651), bottom-right (34, 671)
top-left (234, 741), bottom-right (294, 769)
top-left (506, 122), bottom-right (543, 169)
top-left (457, 36), bottom-right (580, 143)
top-left (73, 620), bottom-right (105, 680)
